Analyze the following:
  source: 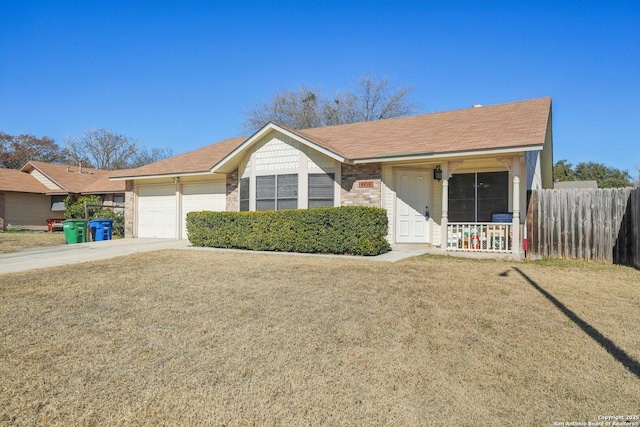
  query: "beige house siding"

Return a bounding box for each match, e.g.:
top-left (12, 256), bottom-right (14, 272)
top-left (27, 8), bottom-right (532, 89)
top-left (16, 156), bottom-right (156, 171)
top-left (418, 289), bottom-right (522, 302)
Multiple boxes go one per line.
top-left (254, 133), bottom-right (301, 172)
top-left (29, 169), bottom-right (63, 190)
top-left (4, 192), bottom-right (60, 230)
top-left (525, 151), bottom-right (542, 190)
top-left (541, 112), bottom-right (554, 189)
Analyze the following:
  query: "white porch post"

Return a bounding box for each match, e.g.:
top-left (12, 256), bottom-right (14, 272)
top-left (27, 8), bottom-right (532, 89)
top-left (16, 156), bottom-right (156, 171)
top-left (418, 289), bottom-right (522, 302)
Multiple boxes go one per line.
top-left (175, 177), bottom-right (182, 240)
top-left (440, 162), bottom-right (449, 252)
top-left (511, 156), bottom-right (520, 256)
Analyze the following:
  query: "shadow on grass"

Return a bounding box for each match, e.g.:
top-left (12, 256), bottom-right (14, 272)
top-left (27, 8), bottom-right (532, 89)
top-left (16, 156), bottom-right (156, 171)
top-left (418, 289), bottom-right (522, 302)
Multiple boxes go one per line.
top-left (501, 267), bottom-right (640, 379)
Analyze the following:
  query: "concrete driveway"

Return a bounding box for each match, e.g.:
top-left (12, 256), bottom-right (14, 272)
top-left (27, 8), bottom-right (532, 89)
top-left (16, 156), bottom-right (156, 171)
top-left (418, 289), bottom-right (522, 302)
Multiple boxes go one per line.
top-left (0, 238), bottom-right (191, 275)
top-left (0, 238), bottom-right (429, 275)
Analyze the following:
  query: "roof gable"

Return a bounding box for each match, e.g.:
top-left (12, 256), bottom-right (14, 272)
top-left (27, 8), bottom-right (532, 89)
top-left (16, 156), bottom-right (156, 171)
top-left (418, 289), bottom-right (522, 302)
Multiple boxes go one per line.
top-left (0, 168), bottom-right (50, 193)
top-left (21, 161), bottom-right (125, 193)
top-left (210, 124), bottom-right (346, 174)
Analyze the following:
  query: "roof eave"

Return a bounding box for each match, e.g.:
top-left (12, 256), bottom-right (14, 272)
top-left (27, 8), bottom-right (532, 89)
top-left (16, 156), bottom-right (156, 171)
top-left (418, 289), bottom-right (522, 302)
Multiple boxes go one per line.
top-left (109, 170), bottom-right (220, 181)
top-left (352, 144), bottom-right (544, 164)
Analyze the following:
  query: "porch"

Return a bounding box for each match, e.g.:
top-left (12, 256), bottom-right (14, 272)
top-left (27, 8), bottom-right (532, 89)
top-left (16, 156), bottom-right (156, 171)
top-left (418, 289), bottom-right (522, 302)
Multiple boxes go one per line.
top-left (437, 156), bottom-right (526, 258)
top-left (446, 222), bottom-right (524, 256)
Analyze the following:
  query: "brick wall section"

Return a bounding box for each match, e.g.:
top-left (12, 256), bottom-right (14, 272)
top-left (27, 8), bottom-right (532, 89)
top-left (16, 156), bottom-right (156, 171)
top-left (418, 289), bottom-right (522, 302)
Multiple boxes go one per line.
top-left (226, 169), bottom-right (239, 211)
top-left (124, 181), bottom-right (134, 238)
top-left (340, 163), bottom-right (382, 207)
top-left (0, 192), bottom-right (5, 230)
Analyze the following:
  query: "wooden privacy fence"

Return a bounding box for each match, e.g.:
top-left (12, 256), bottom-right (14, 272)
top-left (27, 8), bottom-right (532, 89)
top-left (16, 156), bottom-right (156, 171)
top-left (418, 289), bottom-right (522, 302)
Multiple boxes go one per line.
top-left (526, 187), bottom-right (640, 268)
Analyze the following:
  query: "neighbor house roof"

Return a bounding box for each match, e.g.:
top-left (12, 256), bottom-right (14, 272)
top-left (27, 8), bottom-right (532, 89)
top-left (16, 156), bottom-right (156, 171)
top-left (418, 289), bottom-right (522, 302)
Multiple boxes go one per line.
top-left (21, 161), bottom-right (126, 194)
top-left (554, 180), bottom-right (598, 189)
top-left (111, 97), bottom-right (552, 179)
top-left (0, 167), bottom-right (50, 193)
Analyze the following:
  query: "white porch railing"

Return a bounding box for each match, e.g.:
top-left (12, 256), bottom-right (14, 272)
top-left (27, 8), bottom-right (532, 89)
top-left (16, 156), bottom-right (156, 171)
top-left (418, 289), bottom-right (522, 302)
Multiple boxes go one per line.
top-left (447, 222), bottom-right (516, 253)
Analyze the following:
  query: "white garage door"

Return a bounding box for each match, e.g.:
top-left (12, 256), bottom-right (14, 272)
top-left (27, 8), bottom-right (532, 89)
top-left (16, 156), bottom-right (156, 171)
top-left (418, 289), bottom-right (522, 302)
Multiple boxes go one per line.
top-left (181, 181), bottom-right (226, 239)
top-left (137, 185), bottom-right (177, 238)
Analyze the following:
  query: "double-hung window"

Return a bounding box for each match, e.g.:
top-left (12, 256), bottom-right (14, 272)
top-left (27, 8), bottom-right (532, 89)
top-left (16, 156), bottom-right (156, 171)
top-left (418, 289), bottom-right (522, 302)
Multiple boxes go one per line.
top-left (308, 173), bottom-right (334, 207)
top-left (256, 174), bottom-right (298, 211)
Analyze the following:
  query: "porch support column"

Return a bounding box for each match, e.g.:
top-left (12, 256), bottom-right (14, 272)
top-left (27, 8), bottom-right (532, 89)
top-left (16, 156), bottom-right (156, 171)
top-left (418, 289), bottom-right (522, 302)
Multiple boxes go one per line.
top-left (511, 156), bottom-right (521, 256)
top-left (440, 162), bottom-right (449, 252)
top-left (175, 177), bottom-right (182, 240)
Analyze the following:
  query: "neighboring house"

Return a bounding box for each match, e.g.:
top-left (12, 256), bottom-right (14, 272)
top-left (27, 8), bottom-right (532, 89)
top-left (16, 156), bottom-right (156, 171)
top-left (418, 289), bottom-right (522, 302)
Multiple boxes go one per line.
top-left (110, 97), bottom-right (554, 256)
top-left (0, 161), bottom-right (126, 231)
top-left (554, 180), bottom-right (598, 189)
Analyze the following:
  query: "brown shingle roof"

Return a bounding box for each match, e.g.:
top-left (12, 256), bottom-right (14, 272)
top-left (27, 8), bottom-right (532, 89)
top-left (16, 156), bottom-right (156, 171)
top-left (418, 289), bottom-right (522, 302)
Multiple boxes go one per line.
top-left (295, 97), bottom-right (551, 159)
top-left (0, 168), bottom-right (50, 193)
top-left (111, 97), bottom-right (551, 179)
top-left (21, 161), bottom-right (125, 194)
top-left (110, 137), bottom-right (246, 179)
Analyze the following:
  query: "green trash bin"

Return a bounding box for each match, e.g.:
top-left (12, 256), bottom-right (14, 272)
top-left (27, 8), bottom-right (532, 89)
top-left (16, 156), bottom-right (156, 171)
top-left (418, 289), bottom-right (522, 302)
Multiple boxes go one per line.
top-left (62, 219), bottom-right (89, 244)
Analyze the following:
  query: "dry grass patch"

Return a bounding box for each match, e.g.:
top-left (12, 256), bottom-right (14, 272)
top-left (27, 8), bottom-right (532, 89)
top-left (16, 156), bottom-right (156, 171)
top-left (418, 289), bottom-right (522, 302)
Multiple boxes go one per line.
top-left (0, 231), bottom-right (65, 253)
top-left (1, 251), bottom-right (639, 425)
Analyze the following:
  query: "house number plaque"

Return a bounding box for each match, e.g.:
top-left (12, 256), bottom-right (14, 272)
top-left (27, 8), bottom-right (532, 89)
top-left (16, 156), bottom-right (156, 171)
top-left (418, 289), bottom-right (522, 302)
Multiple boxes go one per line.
top-left (359, 181), bottom-right (374, 188)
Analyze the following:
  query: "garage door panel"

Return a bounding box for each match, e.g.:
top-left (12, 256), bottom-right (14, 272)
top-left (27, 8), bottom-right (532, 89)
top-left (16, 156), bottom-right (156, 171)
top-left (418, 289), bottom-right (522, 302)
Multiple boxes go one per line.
top-left (182, 182), bottom-right (226, 239)
top-left (137, 185), bottom-right (176, 238)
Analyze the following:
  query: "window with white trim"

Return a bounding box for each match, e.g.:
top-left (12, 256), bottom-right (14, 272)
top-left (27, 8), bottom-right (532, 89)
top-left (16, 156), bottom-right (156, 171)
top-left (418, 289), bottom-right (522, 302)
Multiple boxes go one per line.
top-left (308, 173), bottom-right (334, 207)
top-left (51, 195), bottom-right (66, 212)
top-left (256, 174), bottom-right (298, 211)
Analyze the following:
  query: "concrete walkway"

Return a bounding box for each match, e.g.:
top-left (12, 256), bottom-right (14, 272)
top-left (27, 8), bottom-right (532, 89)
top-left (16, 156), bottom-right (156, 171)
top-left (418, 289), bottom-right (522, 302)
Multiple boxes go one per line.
top-left (0, 238), bottom-right (430, 275)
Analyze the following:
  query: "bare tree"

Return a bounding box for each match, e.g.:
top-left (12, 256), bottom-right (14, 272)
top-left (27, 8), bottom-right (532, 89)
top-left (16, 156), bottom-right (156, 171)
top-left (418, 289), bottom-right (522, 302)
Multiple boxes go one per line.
top-left (244, 86), bottom-right (323, 133)
top-left (63, 128), bottom-right (171, 170)
top-left (128, 146), bottom-right (174, 168)
top-left (243, 76), bottom-right (416, 133)
top-left (326, 76), bottom-right (416, 124)
top-left (64, 129), bottom-right (136, 169)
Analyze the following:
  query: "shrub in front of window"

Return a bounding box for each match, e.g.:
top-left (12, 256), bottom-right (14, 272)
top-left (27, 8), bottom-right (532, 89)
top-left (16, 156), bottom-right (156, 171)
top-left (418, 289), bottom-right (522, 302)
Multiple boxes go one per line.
top-left (186, 206), bottom-right (390, 256)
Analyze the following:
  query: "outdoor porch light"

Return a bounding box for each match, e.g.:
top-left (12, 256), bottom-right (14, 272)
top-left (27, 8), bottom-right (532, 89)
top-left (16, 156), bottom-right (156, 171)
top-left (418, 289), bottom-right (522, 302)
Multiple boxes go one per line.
top-left (433, 165), bottom-right (443, 181)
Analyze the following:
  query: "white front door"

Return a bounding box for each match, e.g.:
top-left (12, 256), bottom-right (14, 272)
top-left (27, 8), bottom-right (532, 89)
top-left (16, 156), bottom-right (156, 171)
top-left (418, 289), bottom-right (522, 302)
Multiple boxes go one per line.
top-left (396, 170), bottom-right (431, 243)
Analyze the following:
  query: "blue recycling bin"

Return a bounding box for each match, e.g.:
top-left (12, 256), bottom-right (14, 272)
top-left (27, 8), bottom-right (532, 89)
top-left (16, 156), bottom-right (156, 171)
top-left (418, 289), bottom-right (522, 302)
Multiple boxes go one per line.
top-left (89, 218), bottom-right (113, 241)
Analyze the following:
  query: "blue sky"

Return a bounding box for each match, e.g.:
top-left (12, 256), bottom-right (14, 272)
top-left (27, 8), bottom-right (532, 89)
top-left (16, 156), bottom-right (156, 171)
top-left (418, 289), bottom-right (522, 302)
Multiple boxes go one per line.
top-left (1, 1), bottom-right (639, 175)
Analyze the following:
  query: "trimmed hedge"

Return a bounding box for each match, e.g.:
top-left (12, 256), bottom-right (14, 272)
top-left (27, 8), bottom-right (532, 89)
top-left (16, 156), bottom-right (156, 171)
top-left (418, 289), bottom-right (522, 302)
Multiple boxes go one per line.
top-left (186, 206), bottom-right (390, 256)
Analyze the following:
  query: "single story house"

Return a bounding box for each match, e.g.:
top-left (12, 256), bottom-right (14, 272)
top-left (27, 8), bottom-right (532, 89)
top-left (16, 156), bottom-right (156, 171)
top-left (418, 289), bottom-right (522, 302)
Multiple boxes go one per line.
top-left (0, 161), bottom-right (126, 231)
top-left (110, 97), bottom-right (554, 256)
